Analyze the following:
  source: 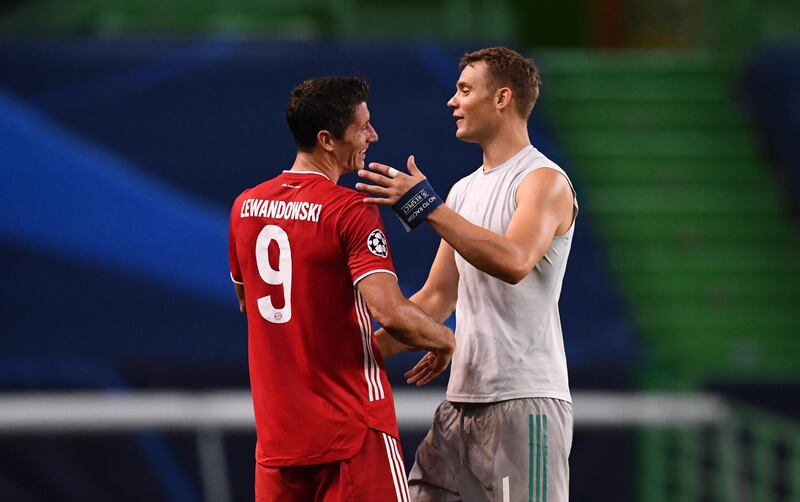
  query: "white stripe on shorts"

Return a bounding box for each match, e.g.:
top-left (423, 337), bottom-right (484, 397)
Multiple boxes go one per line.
top-left (389, 436), bottom-right (410, 501)
top-left (382, 433), bottom-right (409, 502)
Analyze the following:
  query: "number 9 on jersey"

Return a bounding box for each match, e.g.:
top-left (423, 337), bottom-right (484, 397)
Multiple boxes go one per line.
top-left (255, 224), bottom-right (292, 324)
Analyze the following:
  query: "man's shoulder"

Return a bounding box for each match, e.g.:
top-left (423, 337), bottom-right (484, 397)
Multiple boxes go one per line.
top-left (305, 184), bottom-right (367, 217)
top-left (235, 172), bottom-right (338, 199)
top-left (518, 147), bottom-right (561, 172)
top-left (279, 172), bottom-right (360, 200)
top-left (329, 183), bottom-right (363, 201)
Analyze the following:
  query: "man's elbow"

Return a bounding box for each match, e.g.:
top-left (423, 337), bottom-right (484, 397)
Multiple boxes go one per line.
top-left (497, 267), bottom-right (527, 285)
top-left (371, 305), bottom-right (404, 333)
top-left (497, 254), bottom-right (540, 284)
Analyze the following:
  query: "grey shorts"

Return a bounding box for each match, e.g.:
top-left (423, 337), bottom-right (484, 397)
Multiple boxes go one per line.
top-left (408, 398), bottom-right (572, 502)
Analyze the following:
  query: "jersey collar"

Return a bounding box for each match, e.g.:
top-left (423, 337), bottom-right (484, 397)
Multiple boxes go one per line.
top-left (282, 170), bottom-right (332, 181)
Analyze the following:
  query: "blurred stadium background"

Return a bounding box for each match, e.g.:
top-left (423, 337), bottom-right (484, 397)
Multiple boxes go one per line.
top-left (1, 0), bottom-right (799, 500)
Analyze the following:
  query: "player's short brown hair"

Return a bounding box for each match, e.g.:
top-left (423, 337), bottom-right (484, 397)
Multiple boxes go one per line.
top-left (460, 47), bottom-right (541, 119)
top-left (286, 76), bottom-right (370, 152)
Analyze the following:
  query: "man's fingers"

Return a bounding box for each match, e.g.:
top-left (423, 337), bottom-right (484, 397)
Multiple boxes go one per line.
top-left (404, 364), bottom-right (423, 379)
top-left (413, 366), bottom-right (442, 386)
top-left (407, 353), bottom-right (447, 386)
top-left (403, 362), bottom-right (425, 379)
top-left (408, 365), bottom-right (436, 385)
top-left (367, 162), bottom-right (399, 178)
top-left (362, 197), bottom-right (395, 206)
top-left (412, 373), bottom-right (431, 386)
top-left (404, 358), bottom-right (429, 379)
top-left (357, 169), bottom-right (393, 186)
top-left (357, 166), bottom-right (408, 205)
top-left (355, 182), bottom-right (390, 196)
top-left (416, 353), bottom-right (450, 386)
top-left (405, 368), bottom-right (428, 384)
top-left (407, 369), bottom-right (430, 385)
top-left (404, 353), bottom-right (433, 380)
top-left (415, 373), bottom-right (436, 386)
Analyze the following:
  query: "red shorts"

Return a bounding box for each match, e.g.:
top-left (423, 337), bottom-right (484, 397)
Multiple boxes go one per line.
top-left (255, 428), bottom-right (410, 502)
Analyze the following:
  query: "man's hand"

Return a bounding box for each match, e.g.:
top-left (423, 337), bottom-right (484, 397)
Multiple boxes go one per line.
top-left (404, 348), bottom-right (453, 387)
top-left (357, 155), bottom-right (444, 231)
top-left (356, 155), bottom-right (426, 206)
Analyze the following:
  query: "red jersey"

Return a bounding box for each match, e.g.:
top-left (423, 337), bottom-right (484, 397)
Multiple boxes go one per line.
top-left (228, 170), bottom-right (399, 467)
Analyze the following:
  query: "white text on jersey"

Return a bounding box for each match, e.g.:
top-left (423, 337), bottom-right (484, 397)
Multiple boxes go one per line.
top-left (240, 199), bottom-right (322, 222)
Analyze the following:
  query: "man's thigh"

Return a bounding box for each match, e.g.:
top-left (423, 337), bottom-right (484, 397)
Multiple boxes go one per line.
top-left (470, 398), bottom-right (572, 502)
top-left (409, 398), bottom-right (572, 502)
top-left (408, 401), bottom-right (463, 501)
top-left (343, 428), bottom-right (410, 502)
top-left (255, 428), bottom-right (409, 502)
top-left (255, 463), bottom-right (314, 502)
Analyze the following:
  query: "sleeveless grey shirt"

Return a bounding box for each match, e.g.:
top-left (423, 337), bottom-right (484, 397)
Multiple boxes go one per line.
top-left (446, 145), bottom-right (577, 403)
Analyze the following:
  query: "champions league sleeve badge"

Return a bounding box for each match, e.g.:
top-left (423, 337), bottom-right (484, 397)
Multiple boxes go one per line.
top-left (367, 229), bottom-right (389, 258)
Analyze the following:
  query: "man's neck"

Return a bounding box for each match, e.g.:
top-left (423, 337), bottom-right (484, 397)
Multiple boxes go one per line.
top-left (480, 121), bottom-right (531, 171)
top-left (290, 152), bottom-right (340, 183)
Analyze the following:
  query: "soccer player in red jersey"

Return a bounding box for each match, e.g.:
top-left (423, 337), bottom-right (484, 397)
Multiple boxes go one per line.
top-left (228, 76), bottom-right (456, 502)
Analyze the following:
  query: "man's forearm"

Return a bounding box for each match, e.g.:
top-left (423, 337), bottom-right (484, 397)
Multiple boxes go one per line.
top-left (359, 274), bottom-right (454, 359)
top-left (374, 329), bottom-right (409, 358)
top-left (375, 288), bottom-right (456, 358)
top-left (380, 301), bottom-right (454, 354)
top-left (427, 205), bottom-right (530, 283)
top-left (409, 287), bottom-right (455, 324)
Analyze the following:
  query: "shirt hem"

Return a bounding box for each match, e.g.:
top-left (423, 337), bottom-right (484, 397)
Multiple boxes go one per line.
top-left (352, 269), bottom-right (397, 286)
top-left (446, 390), bottom-right (572, 404)
top-left (256, 426), bottom-right (368, 467)
top-left (255, 425), bottom-right (396, 467)
top-left (256, 445), bottom-right (360, 468)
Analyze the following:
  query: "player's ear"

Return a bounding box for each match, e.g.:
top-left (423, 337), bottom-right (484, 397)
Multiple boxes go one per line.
top-left (496, 87), bottom-right (512, 111)
top-left (317, 130), bottom-right (335, 152)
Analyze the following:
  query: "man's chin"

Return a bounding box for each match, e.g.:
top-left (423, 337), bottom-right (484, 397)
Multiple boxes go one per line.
top-left (455, 129), bottom-right (477, 143)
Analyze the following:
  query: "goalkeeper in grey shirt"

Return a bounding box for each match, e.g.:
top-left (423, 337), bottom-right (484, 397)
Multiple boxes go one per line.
top-left (357, 47), bottom-right (578, 502)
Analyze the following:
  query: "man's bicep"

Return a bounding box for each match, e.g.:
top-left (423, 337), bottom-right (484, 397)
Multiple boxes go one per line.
top-left (506, 169), bottom-right (573, 258)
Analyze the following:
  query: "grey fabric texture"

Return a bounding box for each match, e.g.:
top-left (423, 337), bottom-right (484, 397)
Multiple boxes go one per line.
top-left (409, 398), bottom-right (572, 502)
